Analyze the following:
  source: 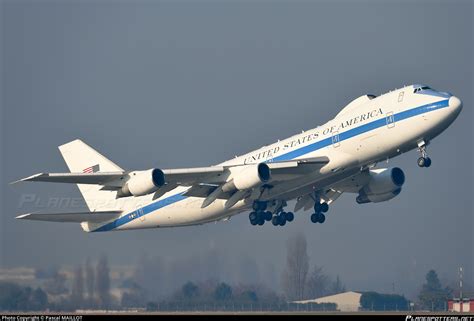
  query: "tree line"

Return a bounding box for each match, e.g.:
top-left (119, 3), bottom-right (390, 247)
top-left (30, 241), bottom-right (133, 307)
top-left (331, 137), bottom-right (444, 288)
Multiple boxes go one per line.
top-left (0, 254), bottom-right (111, 311)
top-left (0, 233), bottom-right (464, 312)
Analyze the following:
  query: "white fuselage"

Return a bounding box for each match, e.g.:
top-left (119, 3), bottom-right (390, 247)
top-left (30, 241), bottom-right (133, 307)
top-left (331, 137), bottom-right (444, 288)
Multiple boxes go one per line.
top-left (87, 85), bottom-right (462, 232)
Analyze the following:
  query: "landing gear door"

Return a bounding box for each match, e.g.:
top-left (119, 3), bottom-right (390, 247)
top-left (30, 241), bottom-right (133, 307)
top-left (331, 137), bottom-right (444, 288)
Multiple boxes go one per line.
top-left (138, 204), bottom-right (146, 222)
top-left (386, 112), bottom-right (395, 129)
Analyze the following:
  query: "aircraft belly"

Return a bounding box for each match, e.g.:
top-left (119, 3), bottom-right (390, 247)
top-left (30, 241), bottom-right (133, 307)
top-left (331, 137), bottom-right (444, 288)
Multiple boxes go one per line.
top-left (126, 197), bottom-right (230, 228)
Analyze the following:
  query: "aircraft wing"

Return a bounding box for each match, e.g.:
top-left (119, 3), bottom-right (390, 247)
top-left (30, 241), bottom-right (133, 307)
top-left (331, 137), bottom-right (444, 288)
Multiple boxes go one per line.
top-left (183, 184), bottom-right (233, 199)
top-left (12, 156), bottom-right (330, 208)
top-left (163, 157), bottom-right (329, 185)
top-left (267, 156), bottom-right (329, 179)
top-left (12, 157), bottom-right (328, 187)
top-left (11, 172), bottom-right (125, 186)
top-left (16, 210), bottom-right (122, 223)
top-left (162, 166), bottom-right (226, 185)
top-left (12, 167), bottom-right (227, 186)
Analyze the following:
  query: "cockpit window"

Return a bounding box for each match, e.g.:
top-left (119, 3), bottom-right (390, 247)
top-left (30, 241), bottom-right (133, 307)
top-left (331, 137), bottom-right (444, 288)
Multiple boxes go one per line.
top-left (367, 94), bottom-right (377, 99)
top-left (413, 85), bottom-right (452, 98)
top-left (413, 86), bottom-right (432, 93)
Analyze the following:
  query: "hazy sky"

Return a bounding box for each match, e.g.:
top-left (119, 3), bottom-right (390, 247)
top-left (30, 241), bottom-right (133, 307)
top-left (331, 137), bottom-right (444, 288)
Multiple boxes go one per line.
top-left (1, 0), bottom-right (472, 299)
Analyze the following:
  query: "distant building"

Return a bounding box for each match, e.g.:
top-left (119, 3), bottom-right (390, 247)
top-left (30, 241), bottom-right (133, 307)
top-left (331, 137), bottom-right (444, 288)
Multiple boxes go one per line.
top-left (294, 291), bottom-right (362, 312)
top-left (448, 298), bottom-right (474, 312)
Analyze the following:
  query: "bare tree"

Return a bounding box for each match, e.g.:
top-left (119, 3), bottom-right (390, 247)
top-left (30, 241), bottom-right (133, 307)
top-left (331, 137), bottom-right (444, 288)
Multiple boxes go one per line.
top-left (329, 275), bottom-right (346, 295)
top-left (281, 232), bottom-right (309, 301)
top-left (306, 265), bottom-right (331, 299)
top-left (85, 257), bottom-right (95, 301)
top-left (71, 265), bottom-right (84, 307)
top-left (135, 254), bottom-right (166, 299)
top-left (96, 254), bottom-right (111, 309)
top-left (44, 270), bottom-right (68, 296)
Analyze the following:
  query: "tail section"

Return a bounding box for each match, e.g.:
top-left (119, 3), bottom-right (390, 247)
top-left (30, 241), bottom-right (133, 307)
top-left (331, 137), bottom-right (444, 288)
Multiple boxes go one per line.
top-left (58, 139), bottom-right (123, 212)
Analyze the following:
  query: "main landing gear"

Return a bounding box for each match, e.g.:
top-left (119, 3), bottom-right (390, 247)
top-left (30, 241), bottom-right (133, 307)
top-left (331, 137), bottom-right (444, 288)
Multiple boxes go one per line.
top-left (249, 201), bottom-right (294, 227)
top-left (310, 201), bottom-right (329, 224)
top-left (271, 210), bottom-right (294, 227)
top-left (417, 141), bottom-right (432, 168)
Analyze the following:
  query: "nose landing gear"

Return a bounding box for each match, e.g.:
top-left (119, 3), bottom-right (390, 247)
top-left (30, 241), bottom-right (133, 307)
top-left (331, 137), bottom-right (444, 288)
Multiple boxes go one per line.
top-left (417, 141), bottom-right (432, 168)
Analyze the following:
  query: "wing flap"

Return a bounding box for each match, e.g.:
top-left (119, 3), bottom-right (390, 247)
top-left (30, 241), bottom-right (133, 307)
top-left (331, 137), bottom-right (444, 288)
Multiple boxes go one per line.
top-left (16, 211), bottom-right (122, 223)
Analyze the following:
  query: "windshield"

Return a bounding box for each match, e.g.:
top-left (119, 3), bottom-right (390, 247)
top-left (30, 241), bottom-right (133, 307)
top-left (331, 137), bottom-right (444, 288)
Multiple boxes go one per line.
top-left (413, 86), bottom-right (432, 93)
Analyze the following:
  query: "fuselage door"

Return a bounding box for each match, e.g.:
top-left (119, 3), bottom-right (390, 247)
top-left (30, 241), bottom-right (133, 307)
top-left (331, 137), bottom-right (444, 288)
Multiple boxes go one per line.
top-left (137, 204), bottom-right (146, 222)
top-left (398, 91), bottom-right (404, 103)
top-left (332, 131), bottom-right (340, 148)
top-left (386, 112), bottom-right (395, 129)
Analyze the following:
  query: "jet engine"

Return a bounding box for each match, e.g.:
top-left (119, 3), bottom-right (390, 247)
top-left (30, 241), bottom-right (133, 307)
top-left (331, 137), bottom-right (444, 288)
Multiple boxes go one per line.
top-left (356, 167), bottom-right (405, 204)
top-left (222, 163), bottom-right (271, 192)
top-left (118, 168), bottom-right (166, 197)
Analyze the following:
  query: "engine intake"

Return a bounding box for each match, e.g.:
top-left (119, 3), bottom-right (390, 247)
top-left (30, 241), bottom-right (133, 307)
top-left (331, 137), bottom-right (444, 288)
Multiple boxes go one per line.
top-left (118, 168), bottom-right (165, 197)
top-left (356, 167), bottom-right (405, 204)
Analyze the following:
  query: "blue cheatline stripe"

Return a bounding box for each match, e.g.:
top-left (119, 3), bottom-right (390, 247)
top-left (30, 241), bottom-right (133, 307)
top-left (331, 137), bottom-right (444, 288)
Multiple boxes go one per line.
top-left (92, 98), bottom-right (449, 232)
top-left (93, 193), bottom-right (188, 232)
top-left (271, 99), bottom-right (449, 162)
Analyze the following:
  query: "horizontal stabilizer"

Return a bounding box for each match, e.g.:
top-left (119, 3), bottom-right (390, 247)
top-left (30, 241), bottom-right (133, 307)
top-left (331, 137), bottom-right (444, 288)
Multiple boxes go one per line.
top-left (16, 211), bottom-right (122, 223)
top-left (11, 172), bottom-right (125, 185)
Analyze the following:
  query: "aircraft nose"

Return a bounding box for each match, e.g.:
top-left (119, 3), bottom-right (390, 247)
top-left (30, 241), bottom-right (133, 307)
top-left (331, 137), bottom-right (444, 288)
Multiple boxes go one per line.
top-left (449, 96), bottom-right (463, 114)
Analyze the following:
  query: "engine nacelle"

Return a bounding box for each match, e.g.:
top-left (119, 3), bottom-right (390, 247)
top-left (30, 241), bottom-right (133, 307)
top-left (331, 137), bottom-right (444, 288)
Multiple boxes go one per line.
top-left (356, 167), bottom-right (405, 204)
top-left (119, 168), bottom-right (165, 197)
top-left (356, 187), bottom-right (402, 204)
top-left (222, 163), bottom-right (271, 192)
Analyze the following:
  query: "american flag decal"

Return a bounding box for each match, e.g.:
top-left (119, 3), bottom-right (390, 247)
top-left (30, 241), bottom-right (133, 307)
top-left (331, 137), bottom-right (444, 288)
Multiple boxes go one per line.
top-left (83, 164), bottom-right (100, 173)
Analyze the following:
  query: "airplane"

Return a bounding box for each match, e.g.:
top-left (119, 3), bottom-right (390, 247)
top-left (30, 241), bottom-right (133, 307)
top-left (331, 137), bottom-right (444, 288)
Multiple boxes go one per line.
top-left (12, 84), bottom-right (462, 232)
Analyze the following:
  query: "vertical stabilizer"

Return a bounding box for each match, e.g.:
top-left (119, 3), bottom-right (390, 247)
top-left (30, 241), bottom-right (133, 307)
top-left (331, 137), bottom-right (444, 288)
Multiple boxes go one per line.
top-left (58, 139), bottom-right (123, 212)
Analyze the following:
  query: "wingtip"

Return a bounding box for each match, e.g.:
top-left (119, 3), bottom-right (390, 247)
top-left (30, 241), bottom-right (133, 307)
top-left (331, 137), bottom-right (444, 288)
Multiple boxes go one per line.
top-left (15, 213), bottom-right (31, 220)
top-left (9, 173), bottom-right (45, 184)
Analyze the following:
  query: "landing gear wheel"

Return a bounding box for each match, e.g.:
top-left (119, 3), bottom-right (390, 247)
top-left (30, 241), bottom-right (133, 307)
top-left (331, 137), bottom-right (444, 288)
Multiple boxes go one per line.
top-left (280, 212), bottom-right (287, 222)
top-left (249, 212), bottom-right (257, 222)
top-left (320, 203), bottom-right (329, 213)
top-left (272, 216), bottom-right (279, 226)
top-left (318, 213), bottom-right (326, 224)
top-left (417, 157), bottom-right (426, 167)
top-left (286, 212), bottom-right (294, 222)
top-left (250, 218), bottom-right (257, 226)
top-left (279, 218), bottom-right (286, 226)
top-left (424, 157), bottom-right (432, 168)
top-left (310, 213), bottom-right (319, 223)
top-left (257, 218), bottom-right (265, 226)
top-left (264, 211), bottom-right (272, 221)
